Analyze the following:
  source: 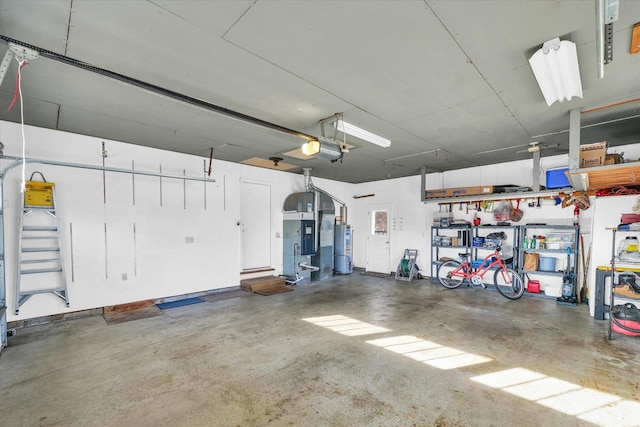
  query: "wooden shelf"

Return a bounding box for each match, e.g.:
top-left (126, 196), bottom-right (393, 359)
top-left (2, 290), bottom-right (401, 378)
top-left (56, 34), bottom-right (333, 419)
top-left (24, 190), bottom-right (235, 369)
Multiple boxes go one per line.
top-left (424, 189), bottom-right (563, 204)
top-left (569, 163), bottom-right (640, 191)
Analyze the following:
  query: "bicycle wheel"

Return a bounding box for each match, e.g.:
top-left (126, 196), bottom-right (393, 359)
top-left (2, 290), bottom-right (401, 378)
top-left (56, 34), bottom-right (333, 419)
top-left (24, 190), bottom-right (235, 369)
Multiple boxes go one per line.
top-left (493, 267), bottom-right (525, 300)
top-left (438, 260), bottom-right (465, 289)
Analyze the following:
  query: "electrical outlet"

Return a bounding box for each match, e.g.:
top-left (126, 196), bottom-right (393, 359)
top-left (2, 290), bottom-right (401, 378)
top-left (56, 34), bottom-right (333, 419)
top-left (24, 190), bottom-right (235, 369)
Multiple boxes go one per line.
top-left (276, 232), bottom-right (281, 238)
top-left (185, 236), bottom-right (195, 243)
top-left (122, 273), bottom-right (128, 281)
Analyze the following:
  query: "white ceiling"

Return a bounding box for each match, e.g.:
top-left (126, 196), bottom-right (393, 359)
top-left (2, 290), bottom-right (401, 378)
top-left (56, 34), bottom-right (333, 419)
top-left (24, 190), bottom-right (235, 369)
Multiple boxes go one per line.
top-left (1, 0), bottom-right (639, 183)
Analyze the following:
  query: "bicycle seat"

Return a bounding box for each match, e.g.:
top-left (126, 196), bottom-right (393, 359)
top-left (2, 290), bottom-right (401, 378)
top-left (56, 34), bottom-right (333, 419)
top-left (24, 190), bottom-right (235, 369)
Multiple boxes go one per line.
top-left (459, 253), bottom-right (471, 260)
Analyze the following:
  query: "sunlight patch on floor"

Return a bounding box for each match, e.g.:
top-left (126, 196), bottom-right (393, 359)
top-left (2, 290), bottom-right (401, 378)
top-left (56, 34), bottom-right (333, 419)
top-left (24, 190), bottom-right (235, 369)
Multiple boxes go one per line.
top-left (471, 368), bottom-right (640, 426)
top-left (367, 335), bottom-right (492, 370)
top-left (302, 317), bottom-right (640, 425)
top-left (302, 315), bottom-right (391, 336)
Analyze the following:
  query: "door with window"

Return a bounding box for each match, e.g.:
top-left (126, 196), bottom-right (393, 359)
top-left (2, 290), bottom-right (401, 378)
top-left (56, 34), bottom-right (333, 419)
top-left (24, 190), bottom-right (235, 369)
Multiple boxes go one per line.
top-left (366, 204), bottom-right (391, 274)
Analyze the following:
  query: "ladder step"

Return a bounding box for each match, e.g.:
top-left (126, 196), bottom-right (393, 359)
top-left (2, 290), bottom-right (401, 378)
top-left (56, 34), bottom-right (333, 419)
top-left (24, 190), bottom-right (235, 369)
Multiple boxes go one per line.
top-left (21, 258), bottom-right (62, 264)
top-left (20, 267), bottom-right (63, 274)
top-left (19, 288), bottom-right (66, 295)
top-left (16, 193), bottom-right (69, 311)
top-left (24, 206), bottom-right (56, 211)
top-left (23, 226), bottom-right (58, 231)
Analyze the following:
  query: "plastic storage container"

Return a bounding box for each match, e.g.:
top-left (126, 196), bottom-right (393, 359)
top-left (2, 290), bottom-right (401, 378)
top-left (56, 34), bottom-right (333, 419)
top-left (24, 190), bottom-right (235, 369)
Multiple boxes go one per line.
top-left (545, 168), bottom-right (571, 189)
top-left (472, 237), bottom-right (485, 247)
top-left (539, 257), bottom-right (557, 272)
top-left (471, 257), bottom-right (496, 269)
top-left (546, 242), bottom-right (572, 250)
top-left (544, 283), bottom-right (562, 297)
top-left (546, 233), bottom-right (573, 243)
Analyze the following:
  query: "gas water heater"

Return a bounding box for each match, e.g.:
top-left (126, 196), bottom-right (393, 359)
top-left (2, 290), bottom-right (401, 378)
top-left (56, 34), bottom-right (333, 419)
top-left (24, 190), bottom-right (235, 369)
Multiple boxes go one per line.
top-left (334, 224), bottom-right (353, 274)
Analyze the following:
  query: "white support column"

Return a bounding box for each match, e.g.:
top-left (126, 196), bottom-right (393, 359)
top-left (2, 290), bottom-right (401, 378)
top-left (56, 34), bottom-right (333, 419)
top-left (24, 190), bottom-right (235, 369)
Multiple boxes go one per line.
top-left (532, 149), bottom-right (541, 192)
top-left (569, 108), bottom-right (581, 170)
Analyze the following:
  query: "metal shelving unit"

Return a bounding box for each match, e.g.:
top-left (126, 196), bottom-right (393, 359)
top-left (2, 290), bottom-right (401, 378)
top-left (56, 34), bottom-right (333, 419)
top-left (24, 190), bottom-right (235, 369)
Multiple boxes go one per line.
top-left (518, 225), bottom-right (579, 300)
top-left (430, 225), bottom-right (471, 282)
top-left (607, 228), bottom-right (640, 340)
top-left (472, 225), bottom-right (520, 270)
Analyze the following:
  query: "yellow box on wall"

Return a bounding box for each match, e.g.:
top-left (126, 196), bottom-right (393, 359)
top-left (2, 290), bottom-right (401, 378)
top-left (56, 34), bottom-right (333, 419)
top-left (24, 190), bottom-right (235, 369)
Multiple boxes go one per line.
top-left (24, 180), bottom-right (55, 206)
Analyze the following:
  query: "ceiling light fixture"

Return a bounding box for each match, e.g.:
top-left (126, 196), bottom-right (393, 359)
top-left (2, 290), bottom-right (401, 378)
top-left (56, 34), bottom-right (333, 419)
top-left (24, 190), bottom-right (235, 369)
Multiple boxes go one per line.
top-left (528, 38), bottom-right (583, 107)
top-left (268, 156), bottom-right (283, 166)
top-left (333, 119), bottom-right (391, 148)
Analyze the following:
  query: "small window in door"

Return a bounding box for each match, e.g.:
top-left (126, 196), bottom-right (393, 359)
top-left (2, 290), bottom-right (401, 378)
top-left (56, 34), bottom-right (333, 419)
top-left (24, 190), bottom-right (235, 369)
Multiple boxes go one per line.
top-left (372, 210), bottom-right (388, 235)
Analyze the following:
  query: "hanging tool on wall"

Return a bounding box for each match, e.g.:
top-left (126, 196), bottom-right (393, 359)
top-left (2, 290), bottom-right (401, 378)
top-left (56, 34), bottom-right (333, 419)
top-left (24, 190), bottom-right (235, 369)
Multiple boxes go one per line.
top-left (207, 147), bottom-right (214, 177)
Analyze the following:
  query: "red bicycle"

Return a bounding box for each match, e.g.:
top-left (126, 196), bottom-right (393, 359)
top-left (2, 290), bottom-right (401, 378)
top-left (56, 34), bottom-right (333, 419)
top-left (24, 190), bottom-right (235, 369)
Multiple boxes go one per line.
top-left (437, 246), bottom-right (525, 300)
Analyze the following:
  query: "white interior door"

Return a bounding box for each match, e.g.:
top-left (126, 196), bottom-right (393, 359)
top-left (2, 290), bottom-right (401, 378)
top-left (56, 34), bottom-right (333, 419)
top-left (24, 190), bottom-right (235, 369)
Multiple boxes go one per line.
top-left (366, 204), bottom-right (391, 273)
top-left (241, 181), bottom-right (271, 270)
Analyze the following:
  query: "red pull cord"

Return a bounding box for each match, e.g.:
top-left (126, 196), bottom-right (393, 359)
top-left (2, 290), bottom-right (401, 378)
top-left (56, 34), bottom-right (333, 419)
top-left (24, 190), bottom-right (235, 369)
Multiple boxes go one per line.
top-left (7, 61), bottom-right (28, 112)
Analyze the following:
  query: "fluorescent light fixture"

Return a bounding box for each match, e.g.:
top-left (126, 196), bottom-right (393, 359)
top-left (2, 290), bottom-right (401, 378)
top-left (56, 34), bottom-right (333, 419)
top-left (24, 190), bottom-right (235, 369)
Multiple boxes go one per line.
top-left (301, 137), bottom-right (342, 162)
top-left (528, 38), bottom-right (583, 107)
top-left (333, 119), bottom-right (391, 148)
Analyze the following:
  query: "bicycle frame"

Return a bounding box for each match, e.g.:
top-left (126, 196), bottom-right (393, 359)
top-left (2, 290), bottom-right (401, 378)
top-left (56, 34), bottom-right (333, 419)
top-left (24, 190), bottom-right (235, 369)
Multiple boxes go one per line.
top-left (449, 250), bottom-right (507, 283)
top-left (438, 246), bottom-right (525, 300)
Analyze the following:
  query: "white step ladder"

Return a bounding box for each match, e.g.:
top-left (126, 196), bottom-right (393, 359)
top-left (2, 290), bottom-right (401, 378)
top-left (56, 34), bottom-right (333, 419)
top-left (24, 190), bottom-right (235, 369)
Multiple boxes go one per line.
top-left (15, 173), bottom-right (69, 314)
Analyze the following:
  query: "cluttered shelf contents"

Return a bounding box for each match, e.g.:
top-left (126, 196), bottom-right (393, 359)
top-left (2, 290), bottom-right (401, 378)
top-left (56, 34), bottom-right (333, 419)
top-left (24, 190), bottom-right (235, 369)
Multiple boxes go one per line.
top-left (518, 225), bottom-right (580, 302)
top-left (471, 225), bottom-right (520, 270)
top-left (607, 227), bottom-right (640, 339)
top-left (430, 224), bottom-right (471, 282)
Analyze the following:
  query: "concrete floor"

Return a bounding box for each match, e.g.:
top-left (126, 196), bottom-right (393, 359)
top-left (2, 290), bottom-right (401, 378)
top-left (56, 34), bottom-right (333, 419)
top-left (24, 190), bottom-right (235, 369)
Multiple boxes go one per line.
top-left (1, 274), bottom-right (639, 426)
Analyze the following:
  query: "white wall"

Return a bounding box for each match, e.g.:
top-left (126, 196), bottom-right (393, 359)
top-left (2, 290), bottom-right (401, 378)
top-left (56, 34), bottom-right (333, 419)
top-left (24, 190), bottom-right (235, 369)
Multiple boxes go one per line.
top-left (0, 121), bottom-right (353, 321)
top-left (351, 175), bottom-right (427, 271)
top-left (351, 145), bottom-right (640, 297)
top-left (350, 156), bottom-right (593, 275)
top-left (2, 120), bottom-right (638, 321)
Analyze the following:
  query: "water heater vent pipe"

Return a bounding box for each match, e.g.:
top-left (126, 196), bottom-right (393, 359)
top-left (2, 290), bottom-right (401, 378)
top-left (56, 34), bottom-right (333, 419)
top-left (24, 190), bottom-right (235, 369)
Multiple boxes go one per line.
top-left (302, 168), bottom-right (347, 224)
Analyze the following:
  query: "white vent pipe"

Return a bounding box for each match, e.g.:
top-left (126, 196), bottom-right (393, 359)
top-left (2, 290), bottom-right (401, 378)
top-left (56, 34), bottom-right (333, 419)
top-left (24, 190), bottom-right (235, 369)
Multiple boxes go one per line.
top-left (302, 168), bottom-right (347, 224)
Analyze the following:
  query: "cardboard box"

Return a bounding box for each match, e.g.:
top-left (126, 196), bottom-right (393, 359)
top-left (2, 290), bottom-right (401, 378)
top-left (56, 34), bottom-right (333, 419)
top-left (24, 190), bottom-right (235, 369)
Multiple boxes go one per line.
top-left (425, 185), bottom-right (494, 199)
top-left (580, 142), bottom-right (607, 168)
